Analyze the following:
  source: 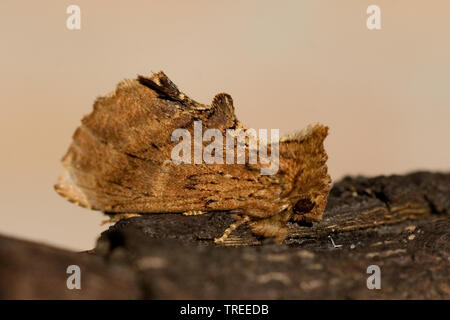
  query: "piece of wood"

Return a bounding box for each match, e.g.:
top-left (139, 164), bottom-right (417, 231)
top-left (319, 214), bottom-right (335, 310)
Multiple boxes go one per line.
top-left (1, 171), bottom-right (449, 299)
top-left (0, 236), bottom-right (141, 299)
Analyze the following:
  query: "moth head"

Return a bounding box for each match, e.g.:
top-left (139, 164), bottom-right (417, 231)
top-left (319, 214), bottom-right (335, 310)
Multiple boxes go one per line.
top-left (279, 123), bottom-right (331, 223)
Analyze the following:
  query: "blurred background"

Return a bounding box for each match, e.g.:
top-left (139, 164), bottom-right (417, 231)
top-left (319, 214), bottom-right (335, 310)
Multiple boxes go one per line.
top-left (1, 0), bottom-right (449, 250)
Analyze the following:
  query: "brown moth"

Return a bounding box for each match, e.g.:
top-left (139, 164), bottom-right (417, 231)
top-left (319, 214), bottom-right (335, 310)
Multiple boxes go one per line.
top-left (55, 71), bottom-right (331, 243)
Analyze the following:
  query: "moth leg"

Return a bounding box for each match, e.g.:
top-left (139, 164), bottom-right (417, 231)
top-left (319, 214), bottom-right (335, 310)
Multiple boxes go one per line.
top-left (183, 210), bottom-right (205, 216)
top-left (249, 218), bottom-right (288, 244)
top-left (214, 215), bottom-right (250, 244)
top-left (101, 212), bottom-right (141, 225)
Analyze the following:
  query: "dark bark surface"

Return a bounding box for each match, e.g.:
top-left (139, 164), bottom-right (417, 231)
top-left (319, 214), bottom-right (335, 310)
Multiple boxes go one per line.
top-left (1, 172), bottom-right (449, 299)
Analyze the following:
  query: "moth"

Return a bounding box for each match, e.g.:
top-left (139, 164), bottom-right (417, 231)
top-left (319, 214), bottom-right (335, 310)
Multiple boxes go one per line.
top-left (55, 71), bottom-right (331, 243)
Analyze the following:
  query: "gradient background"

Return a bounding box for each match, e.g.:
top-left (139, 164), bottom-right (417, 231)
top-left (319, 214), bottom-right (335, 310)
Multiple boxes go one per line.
top-left (1, 1), bottom-right (449, 250)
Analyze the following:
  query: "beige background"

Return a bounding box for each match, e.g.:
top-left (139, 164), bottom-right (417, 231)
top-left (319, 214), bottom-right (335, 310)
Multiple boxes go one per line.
top-left (1, 1), bottom-right (449, 250)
